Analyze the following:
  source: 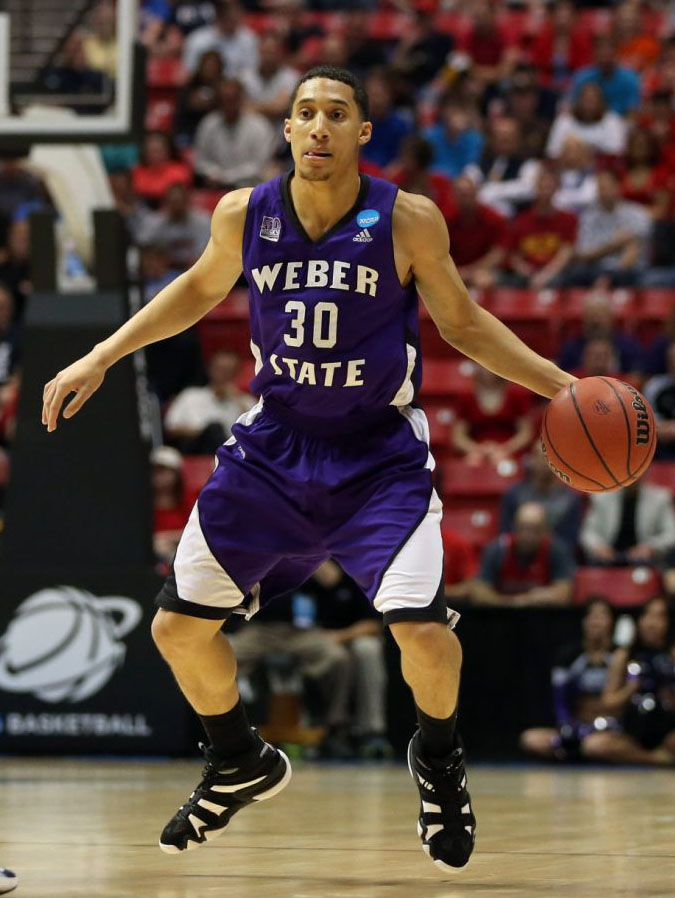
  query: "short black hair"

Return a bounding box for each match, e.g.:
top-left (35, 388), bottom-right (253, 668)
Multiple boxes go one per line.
top-left (289, 66), bottom-right (369, 120)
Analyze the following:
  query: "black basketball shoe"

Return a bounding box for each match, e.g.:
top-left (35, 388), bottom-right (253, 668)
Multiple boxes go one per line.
top-left (159, 732), bottom-right (292, 853)
top-left (407, 729), bottom-right (476, 871)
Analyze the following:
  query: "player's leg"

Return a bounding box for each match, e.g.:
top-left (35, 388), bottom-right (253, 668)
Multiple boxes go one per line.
top-left (331, 466), bottom-right (475, 871)
top-left (151, 407), bottom-right (328, 854)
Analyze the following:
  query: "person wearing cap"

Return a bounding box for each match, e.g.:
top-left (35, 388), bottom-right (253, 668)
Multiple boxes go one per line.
top-left (151, 445), bottom-right (189, 568)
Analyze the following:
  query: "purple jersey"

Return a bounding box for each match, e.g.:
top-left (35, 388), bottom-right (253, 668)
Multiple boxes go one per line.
top-left (242, 173), bottom-right (420, 432)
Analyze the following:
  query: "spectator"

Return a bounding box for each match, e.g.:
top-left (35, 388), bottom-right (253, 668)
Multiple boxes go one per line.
top-left (143, 183), bottom-right (211, 270)
top-left (451, 365), bottom-right (534, 466)
top-left (240, 34), bottom-right (299, 128)
top-left (551, 136), bottom-right (598, 216)
top-left (423, 95), bottom-right (484, 180)
top-left (571, 33), bottom-right (641, 117)
top-left (558, 292), bottom-right (644, 376)
top-left (644, 303), bottom-right (675, 376)
top-left (619, 129), bottom-right (663, 208)
top-left (501, 167), bottom-right (577, 289)
top-left (342, 10), bottom-right (388, 80)
top-left (529, 0), bottom-right (594, 91)
top-left (109, 170), bottom-right (155, 247)
top-left (592, 596), bottom-right (675, 764)
top-left (132, 131), bottom-right (192, 207)
top-left (164, 349), bottom-right (255, 453)
top-left (41, 31), bottom-right (108, 101)
top-left (643, 340), bottom-right (675, 460)
top-left (228, 561), bottom-right (355, 760)
top-left (500, 443), bottom-right (583, 551)
top-left (389, 136), bottom-right (455, 222)
top-left (170, 0), bottom-right (217, 38)
top-left (0, 373), bottom-right (19, 449)
top-left (546, 83), bottom-right (627, 159)
top-left (194, 78), bottom-right (275, 189)
top-left (467, 502), bottom-right (575, 607)
top-left (614, 0), bottom-right (661, 74)
top-left (151, 444), bottom-right (190, 567)
top-left (574, 335), bottom-right (620, 378)
top-left (520, 597), bottom-right (616, 761)
top-left (472, 117), bottom-right (540, 217)
top-left (82, 0), bottom-right (118, 81)
top-left (182, 0), bottom-right (259, 77)
top-left (580, 480), bottom-right (675, 566)
top-left (360, 70), bottom-right (411, 170)
top-left (464, 0), bottom-right (515, 92)
top-left (140, 0), bottom-right (173, 51)
top-left (138, 242), bottom-right (206, 403)
top-left (566, 169), bottom-right (651, 287)
top-left (175, 50), bottom-right (224, 141)
top-left (0, 285), bottom-right (21, 386)
top-left (0, 155), bottom-right (42, 245)
top-left (501, 66), bottom-right (554, 161)
top-left (446, 175), bottom-right (506, 289)
top-left (390, 4), bottom-right (453, 94)
top-left (0, 220), bottom-right (31, 322)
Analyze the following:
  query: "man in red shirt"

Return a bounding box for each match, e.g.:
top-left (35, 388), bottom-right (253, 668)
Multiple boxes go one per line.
top-left (446, 175), bottom-right (506, 289)
top-left (468, 502), bottom-right (575, 607)
top-left (502, 168), bottom-right (577, 289)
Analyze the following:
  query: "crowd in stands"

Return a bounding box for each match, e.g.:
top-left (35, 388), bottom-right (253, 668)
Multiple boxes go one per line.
top-left (2, 0), bottom-right (675, 757)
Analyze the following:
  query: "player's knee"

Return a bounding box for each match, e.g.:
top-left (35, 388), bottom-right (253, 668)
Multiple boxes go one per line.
top-left (390, 620), bottom-right (461, 668)
top-left (151, 609), bottom-right (216, 658)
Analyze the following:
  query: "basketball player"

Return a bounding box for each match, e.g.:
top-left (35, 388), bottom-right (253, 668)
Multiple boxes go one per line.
top-left (42, 67), bottom-right (576, 871)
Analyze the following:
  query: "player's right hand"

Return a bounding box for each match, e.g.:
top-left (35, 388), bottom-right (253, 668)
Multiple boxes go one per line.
top-left (42, 351), bottom-right (107, 432)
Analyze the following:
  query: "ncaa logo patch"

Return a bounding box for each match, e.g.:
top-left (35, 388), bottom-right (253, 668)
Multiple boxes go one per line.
top-left (356, 209), bottom-right (380, 228)
top-left (259, 215), bottom-right (281, 242)
top-left (0, 587), bottom-right (142, 703)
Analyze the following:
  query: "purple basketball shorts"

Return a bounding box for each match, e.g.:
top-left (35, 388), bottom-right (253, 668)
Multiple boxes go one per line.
top-left (156, 400), bottom-right (458, 628)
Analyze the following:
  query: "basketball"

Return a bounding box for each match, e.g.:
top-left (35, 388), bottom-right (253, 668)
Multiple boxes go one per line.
top-left (541, 377), bottom-right (657, 493)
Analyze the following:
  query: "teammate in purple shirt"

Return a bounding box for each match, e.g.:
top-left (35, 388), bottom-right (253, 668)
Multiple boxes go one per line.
top-left (42, 66), bottom-right (576, 872)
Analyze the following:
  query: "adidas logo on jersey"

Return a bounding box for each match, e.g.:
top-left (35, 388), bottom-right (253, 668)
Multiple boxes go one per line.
top-left (353, 228), bottom-right (372, 243)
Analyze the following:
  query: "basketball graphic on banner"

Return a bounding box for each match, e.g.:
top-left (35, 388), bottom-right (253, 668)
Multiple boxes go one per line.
top-left (0, 587), bottom-right (142, 703)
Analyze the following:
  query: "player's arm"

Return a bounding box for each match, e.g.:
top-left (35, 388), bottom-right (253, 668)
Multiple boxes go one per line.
top-left (394, 192), bottom-right (576, 399)
top-left (42, 188), bottom-right (251, 432)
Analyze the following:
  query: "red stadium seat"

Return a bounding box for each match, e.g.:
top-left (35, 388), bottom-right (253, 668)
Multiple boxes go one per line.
top-left (182, 455), bottom-right (216, 506)
top-left (199, 289), bottom-right (251, 359)
top-left (442, 507), bottom-right (497, 552)
top-left (636, 289), bottom-right (674, 346)
top-left (485, 288), bottom-right (560, 357)
top-left (440, 457), bottom-right (521, 510)
top-left (420, 357), bottom-right (475, 399)
top-left (191, 189), bottom-right (224, 215)
top-left (237, 358), bottom-right (257, 394)
top-left (145, 97), bottom-right (176, 132)
top-left (573, 566), bottom-right (662, 607)
top-left (646, 460), bottom-right (675, 490)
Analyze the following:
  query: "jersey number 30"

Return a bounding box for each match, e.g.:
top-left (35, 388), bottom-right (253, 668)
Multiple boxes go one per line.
top-left (284, 301), bottom-right (338, 349)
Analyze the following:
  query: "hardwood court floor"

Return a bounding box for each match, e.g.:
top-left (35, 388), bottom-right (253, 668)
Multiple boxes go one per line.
top-left (1, 758), bottom-right (673, 897)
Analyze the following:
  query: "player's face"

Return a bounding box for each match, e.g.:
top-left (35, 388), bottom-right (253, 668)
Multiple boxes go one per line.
top-left (285, 79), bottom-right (372, 182)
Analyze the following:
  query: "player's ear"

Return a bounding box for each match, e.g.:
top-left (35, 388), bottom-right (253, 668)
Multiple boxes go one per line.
top-left (358, 121), bottom-right (372, 147)
top-left (283, 118), bottom-right (292, 144)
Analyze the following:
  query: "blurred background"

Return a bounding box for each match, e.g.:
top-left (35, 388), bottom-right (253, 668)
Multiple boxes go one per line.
top-left (0, 0), bottom-right (674, 768)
